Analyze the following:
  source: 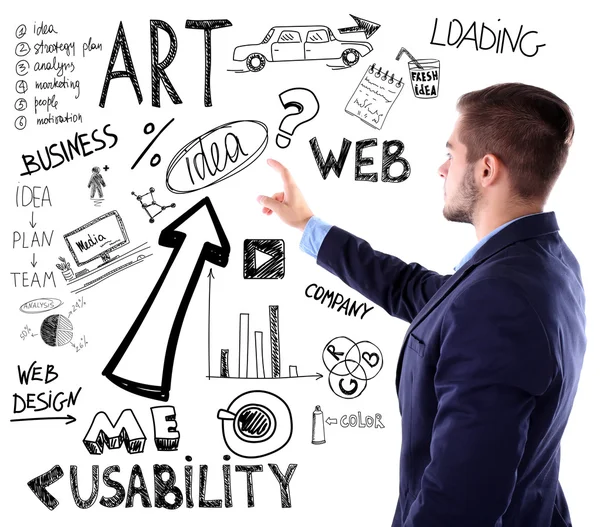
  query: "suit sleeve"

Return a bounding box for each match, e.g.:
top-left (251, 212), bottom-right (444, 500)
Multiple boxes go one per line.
top-left (316, 225), bottom-right (450, 322)
top-left (404, 278), bottom-right (556, 527)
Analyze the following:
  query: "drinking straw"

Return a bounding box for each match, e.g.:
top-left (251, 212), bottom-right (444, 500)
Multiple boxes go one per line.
top-left (395, 47), bottom-right (424, 69)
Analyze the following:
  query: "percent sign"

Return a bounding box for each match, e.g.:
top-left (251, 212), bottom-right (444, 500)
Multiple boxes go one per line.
top-left (131, 118), bottom-right (175, 170)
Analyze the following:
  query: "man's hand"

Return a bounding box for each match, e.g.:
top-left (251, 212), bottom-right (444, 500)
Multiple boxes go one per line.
top-left (257, 159), bottom-right (314, 230)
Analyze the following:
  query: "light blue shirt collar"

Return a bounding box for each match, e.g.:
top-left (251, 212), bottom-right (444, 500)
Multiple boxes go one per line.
top-left (454, 212), bottom-right (545, 271)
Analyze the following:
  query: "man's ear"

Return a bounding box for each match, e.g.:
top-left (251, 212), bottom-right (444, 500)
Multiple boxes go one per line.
top-left (480, 154), bottom-right (503, 188)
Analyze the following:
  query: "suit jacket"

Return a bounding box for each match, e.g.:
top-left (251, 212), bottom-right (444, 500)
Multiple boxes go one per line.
top-left (316, 212), bottom-right (586, 527)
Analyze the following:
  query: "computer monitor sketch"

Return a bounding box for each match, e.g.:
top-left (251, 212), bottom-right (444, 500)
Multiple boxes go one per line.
top-left (63, 210), bottom-right (129, 266)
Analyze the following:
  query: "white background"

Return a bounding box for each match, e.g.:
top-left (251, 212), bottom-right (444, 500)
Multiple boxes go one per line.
top-left (1, 0), bottom-right (598, 525)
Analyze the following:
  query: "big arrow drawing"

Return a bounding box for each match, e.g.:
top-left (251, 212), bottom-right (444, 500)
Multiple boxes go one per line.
top-left (102, 197), bottom-right (230, 401)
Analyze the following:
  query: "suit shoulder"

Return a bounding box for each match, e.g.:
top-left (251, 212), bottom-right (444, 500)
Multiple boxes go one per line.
top-left (443, 276), bottom-right (556, 394)
top-left (446, 276), bottom-right (550, 353)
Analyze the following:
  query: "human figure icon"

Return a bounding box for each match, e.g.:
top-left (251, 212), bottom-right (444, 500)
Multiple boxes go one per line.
top-left (88, 166), bottom-right (106, 199)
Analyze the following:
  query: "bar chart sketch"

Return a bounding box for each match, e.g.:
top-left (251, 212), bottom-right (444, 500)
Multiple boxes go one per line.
top-left (208, 305), bottom-right (321, 380)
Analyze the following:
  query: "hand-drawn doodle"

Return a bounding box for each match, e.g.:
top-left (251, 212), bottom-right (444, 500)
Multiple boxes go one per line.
top-left (346, 63), bottom-right (404, 129)
top-left (408, 59), bottom-right (440, 98)
top-left (305, 283), bottom-right (374, 318)
top-left (70, 335), bottom-right (89, 352)
top-left (131, 118), bottom-right (175, 169)
top-left (13, 357), bottom-right (82, 414)
top-left (243, 239), bottom-right (285, 279)
top-left (322, 336), bottom-right (383, 399)
top-left (269, 306), bottom-right (280, 378)
top-left (61, 211), bottom-right (153, 293)
top-left (396, 47), bottom-right (440, 99)
top-left (311, 405), bottom-right (326, 445)
top-left (310, 136), bottom-right (411, 182)
top-left (126, 464), bottom-right (152, 507)
top-left (88, 166), bottom-right (106, 201)
top-left (64, 211), bottom-right (129, 266)
top-left (208, 269), bottom-right (216, 379)
top-left (235, 465), bottom-right (262, 507)
top-left (151, 406), bottom-right (180, 451)
top-left (222, 456), bottom-right (232, 507)
top-left (100, 20), bottom-right (232, 108)
top-left (150, 20), bottom-right (182, 108)
top-left (325, 412), bottom-right (384, 428)
top-left (40, 314), bottom-right (74, 346)
top-left (338, 14), bottom-right (381, 39)
top-left (28, 465), bottom-right (64, 510)
top-left (11, 414), bottom-right (77, 424)
top-left (67, 296), bottom-right (86, 318)
top-left (16, 184), bottom-right (52, 210)
top-left (13, 219), bottom-right (53, 247)
top-left (231, 25), bottom-right (373, 72)
top-left (83, 409), bottom-right (147, 455)
top-left (429, 17), bottom-right (546, 57)
top-left (166, 120), bottom-right (268, 194)
top-left (99, 21), bottom-right (142, 108)
top-left (101, 20), bottom-right (183, 109)
top-left (208, 304), bottom-right (322, 380)
top-left (217, 390), bottom-right (293, 458)
top-left (268, 464), bottom-right (297, 508)
top-left (19, 324), bottom-right (38, 341)
top-left (68, 242), bottom-right (152, 294)
top-left (184, 20), bottom-right (232, 106)
top-left (220, 349), bottom-right (230, 377)
top-left (309, 137), bottom-right (352, 179)
top-left (131, 188), bottom-right (176, 223)
top-left (103, 197), bottom-right (230, 401)
top-left (54, 256), bottom-right (70, 280)
top-left (19, 297), bottom-right (63, 314)
top-left (82, 407), bottom-right (180, 457)
top-left (20, 324), bottom-right (38, 341)
top-left (70, 466), bottom-right (101, 509)
top-left (19, 124), bottom-right (118, 177)
top-left (276, 88), bottom-right (320, 148)
top-left (28, 461), bottom-right (298, 510)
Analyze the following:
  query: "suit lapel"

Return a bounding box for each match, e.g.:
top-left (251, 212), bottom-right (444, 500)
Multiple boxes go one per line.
top-left (394, 211), bottom-right (560, 391)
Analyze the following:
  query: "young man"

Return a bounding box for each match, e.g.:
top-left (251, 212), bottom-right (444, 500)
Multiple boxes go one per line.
top-left (257, 83), bottom-right (586, 526)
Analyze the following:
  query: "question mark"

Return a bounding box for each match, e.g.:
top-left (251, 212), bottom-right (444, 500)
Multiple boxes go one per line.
top-left (276, 88), bottom-right (320, 149)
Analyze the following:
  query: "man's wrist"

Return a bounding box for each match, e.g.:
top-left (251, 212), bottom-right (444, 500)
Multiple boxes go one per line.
top-left (298, 214), bottom-right (315, 231)
top-left (299, 216), bottom-right (333, 259)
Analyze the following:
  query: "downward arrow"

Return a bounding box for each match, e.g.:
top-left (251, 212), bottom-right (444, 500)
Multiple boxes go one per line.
top-left (29, 211), bottom-right (37, 228)
top-left (27, 465), bottom-right (64, 510)
top-left (31, 253), bottom-right (37, 268)
top-left (103, 197), bottom-right (230, 401)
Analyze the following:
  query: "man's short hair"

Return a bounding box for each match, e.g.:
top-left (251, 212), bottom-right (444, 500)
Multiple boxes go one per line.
top-left (457, 83), bottom-right (575, 203)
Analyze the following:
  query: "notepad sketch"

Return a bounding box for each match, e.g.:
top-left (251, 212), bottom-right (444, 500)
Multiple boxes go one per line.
top-left (345, 64), bottom-right (404, 130)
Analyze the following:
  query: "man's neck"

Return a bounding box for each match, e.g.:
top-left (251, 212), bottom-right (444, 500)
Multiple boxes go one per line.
top-left (474, 205), bottom-right (544, 241)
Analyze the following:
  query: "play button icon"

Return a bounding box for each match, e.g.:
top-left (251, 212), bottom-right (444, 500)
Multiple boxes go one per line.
top-left (243, 239), bottom-right (285, 279)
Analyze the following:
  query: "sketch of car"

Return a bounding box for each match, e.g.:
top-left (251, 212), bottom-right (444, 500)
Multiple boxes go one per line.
top-left (233, 25), bottom-right (373, 71)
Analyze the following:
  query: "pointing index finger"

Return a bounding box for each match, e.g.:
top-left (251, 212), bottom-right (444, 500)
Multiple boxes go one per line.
top-left (267, 158), bottom-right (295, 189)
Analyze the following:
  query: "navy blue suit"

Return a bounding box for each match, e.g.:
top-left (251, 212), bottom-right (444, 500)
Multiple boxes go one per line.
top-left (316, 212), bottom-right (586, 526)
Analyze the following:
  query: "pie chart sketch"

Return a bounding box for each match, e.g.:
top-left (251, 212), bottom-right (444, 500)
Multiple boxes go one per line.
top-left (40, 314), bottom-right (73, 347)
